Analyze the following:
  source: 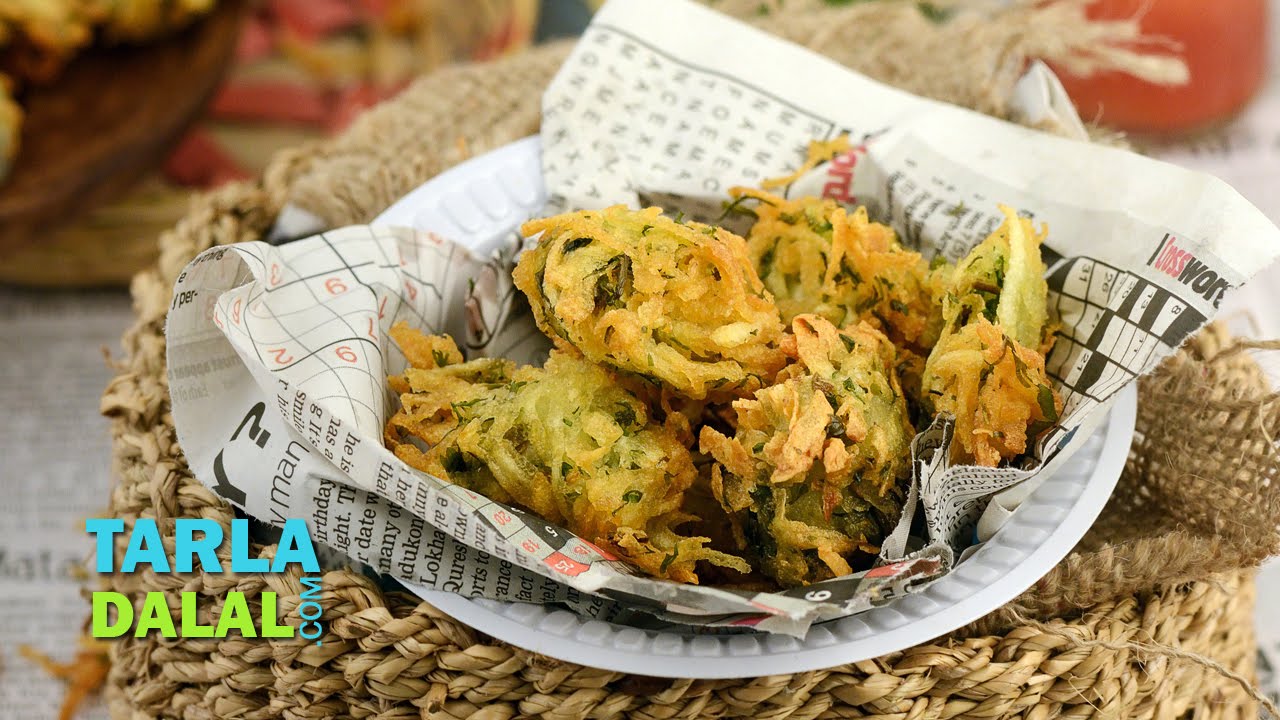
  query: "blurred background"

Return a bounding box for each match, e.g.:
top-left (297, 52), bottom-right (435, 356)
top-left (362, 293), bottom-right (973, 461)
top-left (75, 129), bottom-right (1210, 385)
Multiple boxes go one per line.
top-left (0, 0), bottom-right (601, 286)
top-left (0, 1), bottom-right (1276, 718)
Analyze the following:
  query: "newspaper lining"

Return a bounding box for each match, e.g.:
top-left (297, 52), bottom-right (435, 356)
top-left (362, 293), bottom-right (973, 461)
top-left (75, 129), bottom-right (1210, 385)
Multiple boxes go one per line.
top-left (165, 0), bottom-right (1280, 637)
top-left (0, 289), bottom-right (128, 720)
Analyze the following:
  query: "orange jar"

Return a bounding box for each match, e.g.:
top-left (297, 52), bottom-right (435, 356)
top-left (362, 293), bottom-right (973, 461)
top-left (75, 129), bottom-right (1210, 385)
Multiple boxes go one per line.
top-left (1051, 0), bottom-right (1269, 135)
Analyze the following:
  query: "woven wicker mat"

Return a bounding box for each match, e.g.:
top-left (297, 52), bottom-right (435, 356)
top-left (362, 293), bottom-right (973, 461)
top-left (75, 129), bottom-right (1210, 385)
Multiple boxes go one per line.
top-left (101, 2), bottom-right (1280, 718)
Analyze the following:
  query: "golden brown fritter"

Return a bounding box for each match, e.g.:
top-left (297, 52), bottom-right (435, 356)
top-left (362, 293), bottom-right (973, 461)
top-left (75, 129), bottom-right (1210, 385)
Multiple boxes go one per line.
top-left (385, 325), bottom-right (750, 584)
top-left (384, 193), bottom-right (1065, 591)
top-left (922, 318), bottom-right (1060, 467)
top-left (700, 315), bottom-right (914, 588)
top-left (934, 205), bottom-right (1050, 352)
top-left (731, 187), bottom-right (944, 352)
top-left (514, 205), bottom-right (787, 401)
top-left (922, 206), bottom-right (1061, 466)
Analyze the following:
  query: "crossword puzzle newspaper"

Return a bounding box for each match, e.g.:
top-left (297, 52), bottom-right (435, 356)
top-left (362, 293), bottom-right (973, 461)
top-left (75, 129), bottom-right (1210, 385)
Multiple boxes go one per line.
top-left (165, 0), bottom-right (1280, 636)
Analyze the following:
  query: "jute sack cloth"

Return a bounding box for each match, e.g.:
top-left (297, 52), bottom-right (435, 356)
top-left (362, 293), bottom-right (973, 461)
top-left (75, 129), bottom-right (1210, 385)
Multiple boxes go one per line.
top-left (102, 1), bottom-right (1280, 717)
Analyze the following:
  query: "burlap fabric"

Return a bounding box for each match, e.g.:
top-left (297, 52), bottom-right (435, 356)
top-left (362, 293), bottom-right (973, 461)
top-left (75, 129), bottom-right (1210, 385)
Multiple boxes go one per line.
top-left (101, 2), bottom-right (1279, 717)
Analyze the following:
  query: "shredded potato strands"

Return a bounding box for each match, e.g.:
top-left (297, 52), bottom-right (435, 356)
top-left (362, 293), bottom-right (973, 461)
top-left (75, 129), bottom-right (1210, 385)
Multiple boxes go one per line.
top-left (386, 188), bottom-right (1061, 587)
top-left (923, 205), bottom-right (1062, 466)
top-left (730, 187), bottom-right (946, 354)
top-left (759, 135), bottom-right (851, 190)
top-left (700, 316), bottom-right (913, 588)
top-left (514, 205), bottom-right (787, 400)
top-left (386, 326), bottom-right (749, 584)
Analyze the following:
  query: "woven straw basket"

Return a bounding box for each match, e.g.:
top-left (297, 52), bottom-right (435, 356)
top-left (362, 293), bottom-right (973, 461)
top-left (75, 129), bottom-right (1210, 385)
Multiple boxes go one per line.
top-left (100, 2), bottom-right (1280, 717)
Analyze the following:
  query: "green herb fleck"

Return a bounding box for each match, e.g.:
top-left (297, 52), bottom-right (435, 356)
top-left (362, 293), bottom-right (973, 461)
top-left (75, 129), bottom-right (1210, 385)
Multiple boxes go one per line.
top-left (450, 398), bottom-right (483, 418)
top-left (806, 213), bottom-right (834, 235)
top-left (442, 449), bottom-right (470, 474)
top-left (835, 260), bottom-right (862, 285)
top-left (718, 194), bottom-right (763, 222)
top-left (562, 236), bottom-right (593, 254)
top-left (593, 254), bottom-right (634, 314)
top-left (660, 552), bottom-right (678, 573)
top-left (1037, 385), bottom-right (1059, 423)
top-left (918, 2), bottom-right (951, 24)
top-left (982, 292), bottom-right (1000, 321)
top-left (614, 404), bottom-right (637, 428)
top-left (758, 243), bottom-right (777, 278)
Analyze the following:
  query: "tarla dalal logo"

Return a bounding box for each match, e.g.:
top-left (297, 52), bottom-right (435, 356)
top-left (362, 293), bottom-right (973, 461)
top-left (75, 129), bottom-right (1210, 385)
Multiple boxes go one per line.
top-left (87, 518), bottom-right (327, 643)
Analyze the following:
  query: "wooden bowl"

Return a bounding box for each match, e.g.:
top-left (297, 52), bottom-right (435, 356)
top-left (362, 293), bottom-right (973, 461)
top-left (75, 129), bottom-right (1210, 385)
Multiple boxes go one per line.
top-left (0, 1), bottom-right (244, 274)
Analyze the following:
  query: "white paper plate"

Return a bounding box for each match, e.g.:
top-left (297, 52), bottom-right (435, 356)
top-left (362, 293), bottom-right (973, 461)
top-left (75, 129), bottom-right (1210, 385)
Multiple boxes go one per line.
top-left (373, 136), bottom-right (1138, 679)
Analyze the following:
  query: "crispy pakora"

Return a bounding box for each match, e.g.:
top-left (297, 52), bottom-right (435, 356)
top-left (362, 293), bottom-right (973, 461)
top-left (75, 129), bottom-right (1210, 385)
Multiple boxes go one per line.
top-left (387, 193), bottom-right (1066, 588)
top-left (922, 206), bottom-right (1062, 466)
top-left (700, 315), bottom-right (914, 588)
top-left (730, 187), bottom-right (945, 353)
top-left (936, 205), bottom-right (1050, 351)
top-left (385, 323), bottom-right (750, 584)
top-left (513, 205), bottom-right (787, 401)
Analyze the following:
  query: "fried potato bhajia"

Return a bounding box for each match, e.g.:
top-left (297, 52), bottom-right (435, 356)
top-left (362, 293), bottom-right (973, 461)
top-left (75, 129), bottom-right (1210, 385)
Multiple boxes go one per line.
top-left (388, 321), bottom-right (463, 380)
top-left (923, 319), bottom-right (1060, 467)
top-left (385, 328), bottom-right (750, 584)
top-left (937, 205), bottom-right (1050, 351)
top-left (731, 187), bottom-right (943, 352)
top-left (700, 315), bottom-right (914, 588)
top-left (923, 206), bottom-right (1062, 466)
top-left (514, 205), bottom-right (787, 400)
